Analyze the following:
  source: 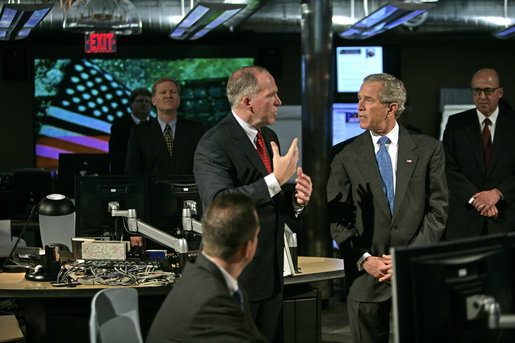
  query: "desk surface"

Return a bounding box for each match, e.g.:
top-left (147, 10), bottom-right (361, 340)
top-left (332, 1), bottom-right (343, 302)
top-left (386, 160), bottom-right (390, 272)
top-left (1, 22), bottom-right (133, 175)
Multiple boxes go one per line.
top-left (0, 256), bottom-right (344, 297)
top-left (285, 256), bottom-right (344, 285)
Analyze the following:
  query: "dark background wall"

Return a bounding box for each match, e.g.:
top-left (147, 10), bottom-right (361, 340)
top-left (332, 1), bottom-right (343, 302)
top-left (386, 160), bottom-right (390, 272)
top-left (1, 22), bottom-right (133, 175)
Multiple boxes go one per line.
top-left (0, 32), bottom-right (513, 172)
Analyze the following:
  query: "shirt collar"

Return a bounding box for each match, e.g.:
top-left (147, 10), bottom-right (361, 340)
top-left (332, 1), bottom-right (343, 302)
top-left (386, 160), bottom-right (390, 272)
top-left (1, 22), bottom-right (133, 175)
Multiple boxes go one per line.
top-left (369, 122), bottom-right (399, 146)
top-left (232, 111), bottom-right (259, 143)
top-left (157, 116), bottom-right (177, 135)
top-left (202, 252), bottom-right (239, 296)
top-left (131, 113), bottom-right (149, 125)
top-left (476, 106), bottom-right (499, 126)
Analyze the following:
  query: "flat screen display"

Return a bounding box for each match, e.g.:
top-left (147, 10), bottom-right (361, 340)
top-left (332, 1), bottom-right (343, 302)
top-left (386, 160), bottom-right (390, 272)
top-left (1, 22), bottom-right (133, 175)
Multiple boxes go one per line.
top-left (332, 103), bottom-right (364, 145)
top-left (34, 57), bottom-right (254, 170)
top-left (336, 46), bottom-right (383, 93)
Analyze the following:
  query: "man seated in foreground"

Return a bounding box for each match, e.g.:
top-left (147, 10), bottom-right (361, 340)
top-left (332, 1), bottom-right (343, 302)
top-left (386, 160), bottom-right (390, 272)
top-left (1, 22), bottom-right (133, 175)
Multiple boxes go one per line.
top-left (146, 193), bottom-right (267, 342)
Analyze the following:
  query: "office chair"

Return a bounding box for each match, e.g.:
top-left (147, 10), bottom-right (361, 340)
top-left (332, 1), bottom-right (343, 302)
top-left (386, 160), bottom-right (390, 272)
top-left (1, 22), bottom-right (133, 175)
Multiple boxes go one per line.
top-left (89, 288), bottom-right (143, 343)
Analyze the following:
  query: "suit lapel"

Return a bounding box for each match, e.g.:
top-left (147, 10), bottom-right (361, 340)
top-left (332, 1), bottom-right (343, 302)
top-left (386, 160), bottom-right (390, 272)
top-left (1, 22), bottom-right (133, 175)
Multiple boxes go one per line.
top-left (394, 127), bottom-right (417, 219)
top-left (226, 115), bottom-right (271, 176)
top-left (150, 118), bottom-right (170, 158)
top-left (463, 112), bottom-right (486, 175)
top-left (171, 118), bottom-right (188, 170)
top-left (487, 108), bottom-right (510, 176)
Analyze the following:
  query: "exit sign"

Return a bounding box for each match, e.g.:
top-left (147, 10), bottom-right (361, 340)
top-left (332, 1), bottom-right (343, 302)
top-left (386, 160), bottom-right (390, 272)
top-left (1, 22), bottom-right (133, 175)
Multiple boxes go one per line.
top-left (85, 33), bottom-right (117, 53)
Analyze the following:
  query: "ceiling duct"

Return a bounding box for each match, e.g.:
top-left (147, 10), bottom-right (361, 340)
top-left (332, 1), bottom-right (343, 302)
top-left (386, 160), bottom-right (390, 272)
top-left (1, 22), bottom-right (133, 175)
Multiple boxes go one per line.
top-left (35, 0), bottom-right (515, 38)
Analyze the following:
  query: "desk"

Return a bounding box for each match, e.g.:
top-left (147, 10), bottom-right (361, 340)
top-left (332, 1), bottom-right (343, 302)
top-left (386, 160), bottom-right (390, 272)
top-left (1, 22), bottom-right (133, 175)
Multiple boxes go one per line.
top-left (283, 256), bottom-right (344, 343)
top-left (285, 256), bottom-right (344, 285)
top-left (0, 256), bottom-right (344, 343)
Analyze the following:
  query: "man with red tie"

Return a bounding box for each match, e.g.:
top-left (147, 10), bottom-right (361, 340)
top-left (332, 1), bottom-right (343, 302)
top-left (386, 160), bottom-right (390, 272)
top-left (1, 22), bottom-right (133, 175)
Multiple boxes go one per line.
top-left (194, 66), bottom-right (312, 342)
top-left (443, 68), bottom-right (515, 239)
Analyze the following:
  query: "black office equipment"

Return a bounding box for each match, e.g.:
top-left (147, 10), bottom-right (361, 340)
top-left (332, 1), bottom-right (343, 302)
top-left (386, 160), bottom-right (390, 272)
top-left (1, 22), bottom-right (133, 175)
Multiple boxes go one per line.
top-left (13, 168), bottom-right (54, 218)
top-left (392, 233), bottom-right (515, 343)
top-left (74, 176), bottom-right (149, 239)
top-left (58, 153), bottom-right (110, 198)
top-left (148, 175), bottom-right (202, 250)
top-left (148, 175), bottom-right (201, 234)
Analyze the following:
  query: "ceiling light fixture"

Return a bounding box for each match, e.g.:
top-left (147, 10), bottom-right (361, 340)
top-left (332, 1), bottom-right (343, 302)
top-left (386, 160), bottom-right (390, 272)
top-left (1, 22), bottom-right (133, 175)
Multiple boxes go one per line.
top-left (63, 0), bottom-right (142, 35)
top-left (170, 2), bottom-right (246, 40)
top-left (0, 1), bottom-right (54, 41)
top-left (492, 0), bottom-right (514, 39)
top-left (493, 24), bottom-right (515, 39)
top-left (340, 1), bottom-right (437, 40)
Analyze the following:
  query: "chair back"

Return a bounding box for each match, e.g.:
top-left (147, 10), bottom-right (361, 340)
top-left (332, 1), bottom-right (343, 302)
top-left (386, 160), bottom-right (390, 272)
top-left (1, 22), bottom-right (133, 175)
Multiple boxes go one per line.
top-left (89, 287), bottom-right (143, 343)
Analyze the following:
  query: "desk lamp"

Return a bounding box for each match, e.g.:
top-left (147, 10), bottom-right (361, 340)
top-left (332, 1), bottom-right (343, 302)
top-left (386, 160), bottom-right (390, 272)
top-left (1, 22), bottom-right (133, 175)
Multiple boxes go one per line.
top-left (38, 194), bottom-right (75, 251)
top-left (1, 194), bottom-right (74, 279)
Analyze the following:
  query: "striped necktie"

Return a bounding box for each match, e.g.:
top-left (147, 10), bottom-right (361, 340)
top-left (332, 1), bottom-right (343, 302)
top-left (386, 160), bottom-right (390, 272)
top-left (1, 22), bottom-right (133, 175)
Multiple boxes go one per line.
top-left (164, 124), bottom-right (173, 158)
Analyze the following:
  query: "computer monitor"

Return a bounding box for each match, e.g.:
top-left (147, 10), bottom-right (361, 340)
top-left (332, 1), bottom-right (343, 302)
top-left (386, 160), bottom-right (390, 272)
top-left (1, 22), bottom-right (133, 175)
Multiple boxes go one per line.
top-left (58, 153), bottom-right (110, 198)
top-left (74, 176), bottom-right (149, 239)
top-left (148, 175), bottom-right (202, 236)
top-left (392, 234), bottom-right (514, 343)
top-left (335, 46), bottom-right (383, 94)
top-left (332, 102), bottom-right (364, 145)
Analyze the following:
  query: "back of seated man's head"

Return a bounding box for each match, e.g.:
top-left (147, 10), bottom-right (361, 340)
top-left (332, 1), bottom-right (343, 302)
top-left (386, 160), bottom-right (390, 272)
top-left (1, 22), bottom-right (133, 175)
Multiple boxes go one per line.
top-left (201, 193), bottom-right (258, 261)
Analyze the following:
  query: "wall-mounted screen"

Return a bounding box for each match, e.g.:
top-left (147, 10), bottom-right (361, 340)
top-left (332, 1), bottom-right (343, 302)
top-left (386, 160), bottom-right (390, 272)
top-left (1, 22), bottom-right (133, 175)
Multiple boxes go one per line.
top-left (34, 57), bottom-right (254, 170)
top-left (335, 46), bottom-right (383, 93)
top-left (332, 103), bottom-right (364, 145)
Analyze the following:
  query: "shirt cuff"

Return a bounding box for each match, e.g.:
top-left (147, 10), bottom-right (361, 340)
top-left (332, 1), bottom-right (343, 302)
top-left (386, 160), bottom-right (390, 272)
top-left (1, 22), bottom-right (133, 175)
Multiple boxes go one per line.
top-left (265, 173), bottom-right (281, 198)
top-left (357, 252), bottom-right (372, 271)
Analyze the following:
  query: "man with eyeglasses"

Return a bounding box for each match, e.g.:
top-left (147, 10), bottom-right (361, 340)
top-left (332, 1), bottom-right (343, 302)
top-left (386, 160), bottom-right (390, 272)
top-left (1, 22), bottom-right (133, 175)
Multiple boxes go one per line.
top-left (443, 68), bottom-right (515, 239)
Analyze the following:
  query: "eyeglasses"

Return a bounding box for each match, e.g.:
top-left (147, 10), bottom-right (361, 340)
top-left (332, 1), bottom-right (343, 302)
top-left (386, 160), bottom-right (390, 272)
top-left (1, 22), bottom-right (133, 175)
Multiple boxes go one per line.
top-left (471, 87), bottom-right (500, 96)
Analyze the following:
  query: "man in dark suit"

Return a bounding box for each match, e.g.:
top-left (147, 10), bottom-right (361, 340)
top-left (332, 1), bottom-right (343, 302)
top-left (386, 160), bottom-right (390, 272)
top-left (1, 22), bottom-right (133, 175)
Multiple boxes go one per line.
top-left (108, 87), bottom-right (151, 174)
top-left (443, 68), bottom-right (515, 239)
top-left (327, 73), bottom-right (448, 343)
top-left (193, 66), bottom-right (312, 342)
top-left (124, 77), bottom-right (204, 176)
top-left (146, 193), bottom-right (267, 343)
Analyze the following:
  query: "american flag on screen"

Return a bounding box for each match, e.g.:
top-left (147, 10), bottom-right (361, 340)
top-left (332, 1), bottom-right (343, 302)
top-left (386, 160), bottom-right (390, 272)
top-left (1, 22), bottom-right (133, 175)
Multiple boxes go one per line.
top-left (35, 59), bottom-right (131, 169)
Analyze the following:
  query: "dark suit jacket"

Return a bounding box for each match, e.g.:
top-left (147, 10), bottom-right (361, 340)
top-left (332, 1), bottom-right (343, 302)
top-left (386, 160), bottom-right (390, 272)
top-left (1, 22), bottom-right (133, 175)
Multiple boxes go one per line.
top-left (193, 113), bottom-right (294, 302)
top-left (443, 107), bottom-right (515, 239)
top-left (109, 114), bottom-right (136, 154)
top-left (327, 125), bottom-right (448, 302)
top-left (146, 254), bottom-right (267, 343)
top-left (109, 114), bottom-right (137, 174)
top-left (125, 117), bottom-right (204, 176)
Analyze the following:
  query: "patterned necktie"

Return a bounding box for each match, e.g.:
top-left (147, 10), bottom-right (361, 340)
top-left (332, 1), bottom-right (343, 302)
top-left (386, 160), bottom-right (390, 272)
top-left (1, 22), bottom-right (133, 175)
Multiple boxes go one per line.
top-left (164, 124), bottom-right (173, 158)
top-left (482, 118), bottom-right (492, 168)
top-left (256, 131), bottom-right (272, 174)
top-left (232, 288), bottom-right (244, 310)
top-left (376, 136), bottom-right (394, 214)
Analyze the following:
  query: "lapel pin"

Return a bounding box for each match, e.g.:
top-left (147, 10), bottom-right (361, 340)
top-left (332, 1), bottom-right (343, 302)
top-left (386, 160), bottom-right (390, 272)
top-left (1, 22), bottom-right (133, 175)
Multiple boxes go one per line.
top-left (406, 159), bottom-right (413, 163)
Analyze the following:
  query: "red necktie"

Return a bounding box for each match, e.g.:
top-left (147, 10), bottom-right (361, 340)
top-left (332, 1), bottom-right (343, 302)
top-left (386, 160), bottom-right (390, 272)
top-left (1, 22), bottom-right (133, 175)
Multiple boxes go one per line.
top-left (256, 131), bottom-right (272, 174)
top-left (482, 118), bottom-right (492, 167)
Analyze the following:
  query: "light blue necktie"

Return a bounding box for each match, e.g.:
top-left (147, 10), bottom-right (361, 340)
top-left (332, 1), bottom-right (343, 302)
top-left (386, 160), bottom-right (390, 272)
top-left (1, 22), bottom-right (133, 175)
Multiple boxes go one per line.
top-left (376, 136), bottom-right (394, 214)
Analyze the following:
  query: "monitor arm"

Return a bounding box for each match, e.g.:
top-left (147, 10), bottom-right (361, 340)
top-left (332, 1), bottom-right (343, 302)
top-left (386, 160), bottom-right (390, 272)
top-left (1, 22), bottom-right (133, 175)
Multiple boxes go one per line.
top-left (181, 200), bottom-right (202, 235)
top-left (108, 202), bottom-right (189, 271)
top-left (466, 294), bottom-right (515, 329)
